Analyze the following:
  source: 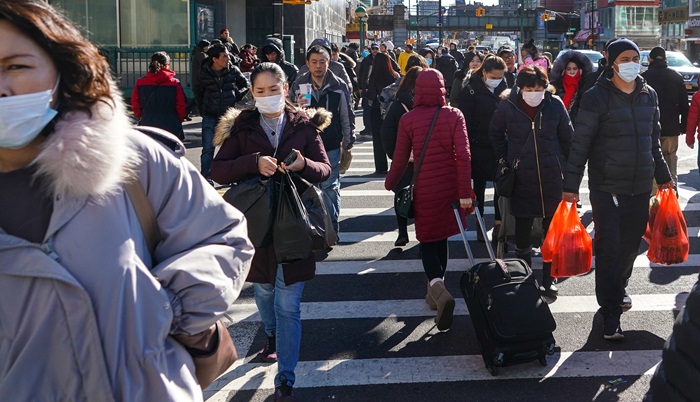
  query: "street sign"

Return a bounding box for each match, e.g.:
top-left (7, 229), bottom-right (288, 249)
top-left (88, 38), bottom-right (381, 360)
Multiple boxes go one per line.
top-left (486, 23), bottom-right (493, 29)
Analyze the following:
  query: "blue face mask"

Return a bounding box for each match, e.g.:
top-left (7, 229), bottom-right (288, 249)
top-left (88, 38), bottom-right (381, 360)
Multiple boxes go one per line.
top-left (0, 78), bottom-right (59, 150)
top-left (426, 58), bottom-right (433, 66)
top-left (362, 50), bottom-right (370, 58)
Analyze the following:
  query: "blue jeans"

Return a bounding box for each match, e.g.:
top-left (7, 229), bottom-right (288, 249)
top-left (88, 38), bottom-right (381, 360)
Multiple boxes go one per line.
top-left (318, 148), bottom-right (341, 233)
top-left (253, 265), bottom-right (305, 388)
top-left (200, 115), bottom-right (218, 178)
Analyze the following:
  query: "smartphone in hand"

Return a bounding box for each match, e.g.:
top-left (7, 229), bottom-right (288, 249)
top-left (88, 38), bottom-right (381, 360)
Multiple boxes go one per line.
top-left (283, 150), bottom-right (298, 166)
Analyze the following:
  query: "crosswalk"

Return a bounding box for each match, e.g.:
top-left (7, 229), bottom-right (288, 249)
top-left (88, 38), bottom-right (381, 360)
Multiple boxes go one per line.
top-left (205, 140), bottom-right (700, 401)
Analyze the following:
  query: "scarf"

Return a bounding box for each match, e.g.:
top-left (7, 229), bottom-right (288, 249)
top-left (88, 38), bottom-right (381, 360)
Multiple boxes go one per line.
top-left (561, 71), bottom-right (581, 110)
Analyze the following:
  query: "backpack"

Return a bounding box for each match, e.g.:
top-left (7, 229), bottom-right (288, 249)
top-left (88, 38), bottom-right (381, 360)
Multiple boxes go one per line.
top-left (379, 78), bottom-right (401, 118)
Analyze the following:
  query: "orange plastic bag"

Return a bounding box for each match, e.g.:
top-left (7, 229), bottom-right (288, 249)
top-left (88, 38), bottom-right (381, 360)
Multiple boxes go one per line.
top-left (551, 202), bottom-right (593, 278)
top-left (541, 201), bottom-right (570, 263)
top-left (643, 191), bottom-right (661, 244)
top-left (647, 188), bottom-right (689, 265)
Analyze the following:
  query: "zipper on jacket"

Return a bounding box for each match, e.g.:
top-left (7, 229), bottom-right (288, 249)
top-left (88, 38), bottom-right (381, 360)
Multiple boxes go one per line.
top-left (532, 118), bottom-right (547, 218)
top-left (630, 91), bottom-right (641, 195)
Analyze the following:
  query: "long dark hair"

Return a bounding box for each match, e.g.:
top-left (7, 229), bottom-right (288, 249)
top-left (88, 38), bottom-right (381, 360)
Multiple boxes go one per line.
top-left (522, 39), bottom-right (542, 60)
top-left (370, 52), bottom-right (396, 88)
top-left (0, 0), bottom-right (114, 114)
top-left (397, 66), bottom-right (423, 92)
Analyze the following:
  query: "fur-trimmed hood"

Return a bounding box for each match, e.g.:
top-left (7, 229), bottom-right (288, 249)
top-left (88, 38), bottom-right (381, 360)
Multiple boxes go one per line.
top-left (213, 106), bottom-right (332, 147)
top-left (35, 87), bottom-right (139, 200)
top-left (550, 50), bottom-right (594, 85)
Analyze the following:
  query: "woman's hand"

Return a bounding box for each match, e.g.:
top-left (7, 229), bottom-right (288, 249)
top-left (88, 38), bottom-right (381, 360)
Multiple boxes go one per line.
top-left (562, 192), bottom-right (578, 203)
top-left (279, 149), bottom-right (306, 172)
top-left (258, 155), bottom-right (278, 177)
top-left (460, 198), bottom-right (473, 209)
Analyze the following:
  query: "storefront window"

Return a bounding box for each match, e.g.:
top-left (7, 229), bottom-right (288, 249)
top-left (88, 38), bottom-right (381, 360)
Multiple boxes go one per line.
top-left (52, 0), bottom-right (118, 46)
top-left (616, 6), bottom-right (659, 35)
top-left (120, 0), bottom-right (189, 46)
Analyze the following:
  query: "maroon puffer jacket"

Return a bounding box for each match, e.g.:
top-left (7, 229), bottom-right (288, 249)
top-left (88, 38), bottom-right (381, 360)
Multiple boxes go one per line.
top-left (385, 69), bottom-right (473, 242)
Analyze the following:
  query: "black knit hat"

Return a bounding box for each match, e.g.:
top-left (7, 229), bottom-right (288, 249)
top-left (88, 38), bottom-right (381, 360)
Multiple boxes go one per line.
top-left (649, 46), bottom-right (666, 61)
top-left (606, 38), bottom-right (640, 65)
top-left (197, 39), bottom-right (211, 49)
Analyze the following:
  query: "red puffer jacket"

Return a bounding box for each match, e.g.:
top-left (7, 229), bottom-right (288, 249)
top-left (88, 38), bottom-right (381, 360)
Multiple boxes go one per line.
top-left (385, 69), bottom-right (473, 242)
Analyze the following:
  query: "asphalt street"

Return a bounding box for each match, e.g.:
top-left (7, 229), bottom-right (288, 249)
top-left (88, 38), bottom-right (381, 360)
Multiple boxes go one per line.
top-left (178, 112), bottom-right (700, 402)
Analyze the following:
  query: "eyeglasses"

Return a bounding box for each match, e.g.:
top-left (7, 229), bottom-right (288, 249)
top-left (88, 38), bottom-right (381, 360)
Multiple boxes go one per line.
top-left (501, 54), bottom-right (514, 60)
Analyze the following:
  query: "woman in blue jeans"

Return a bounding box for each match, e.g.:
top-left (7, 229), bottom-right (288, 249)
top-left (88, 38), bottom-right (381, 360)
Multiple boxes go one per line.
top-left (211, 63), bottom-right (331, 401)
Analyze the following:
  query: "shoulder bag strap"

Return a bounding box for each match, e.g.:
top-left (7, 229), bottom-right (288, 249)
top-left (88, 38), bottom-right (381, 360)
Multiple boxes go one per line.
top-left (410, 107), bottom-right (441, 185)
top-left (125, 178), bottom-right (161, 257)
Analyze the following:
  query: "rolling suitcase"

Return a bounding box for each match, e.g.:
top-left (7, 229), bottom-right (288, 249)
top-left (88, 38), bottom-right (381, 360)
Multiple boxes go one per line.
top-left (452, 202), bottom-right (556, 376)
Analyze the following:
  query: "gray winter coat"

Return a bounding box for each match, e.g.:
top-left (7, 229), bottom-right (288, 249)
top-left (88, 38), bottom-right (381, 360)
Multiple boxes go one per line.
top-left (0, 99), bottom-right (254, 401)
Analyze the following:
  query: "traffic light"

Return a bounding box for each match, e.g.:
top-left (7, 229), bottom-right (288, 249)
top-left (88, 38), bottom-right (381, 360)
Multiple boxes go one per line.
top-left (541, 13), bottom-right (550, 22)
top-left (476, 7), bottom-right (485, 17)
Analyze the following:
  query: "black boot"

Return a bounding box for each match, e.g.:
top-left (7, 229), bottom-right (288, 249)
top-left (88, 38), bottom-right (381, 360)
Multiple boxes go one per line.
top-left (515, 246), bottom-right (532, 268)
top-left (395, 214), bottom-right (409, 247)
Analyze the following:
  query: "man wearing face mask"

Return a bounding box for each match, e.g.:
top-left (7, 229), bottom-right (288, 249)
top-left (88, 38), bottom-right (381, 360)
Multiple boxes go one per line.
top-left (290, 45), bottom-right (355, 235)
top-left (562, 38), bottom-right (673, 341)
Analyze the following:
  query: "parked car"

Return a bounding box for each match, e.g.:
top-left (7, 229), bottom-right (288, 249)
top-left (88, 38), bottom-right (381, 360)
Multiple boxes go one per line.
top-left (640, 50), bottom-right (700, 94)
top-left (555, 49), bottom-right (604, 72)
top-left (475, 45), bottom-right (492, 54)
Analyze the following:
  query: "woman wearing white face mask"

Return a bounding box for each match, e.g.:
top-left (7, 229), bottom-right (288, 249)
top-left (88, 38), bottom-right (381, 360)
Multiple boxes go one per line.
top-left (562, 38), bottom-right (672, 341)
top-left (550, 50), bottom-right (594, 127)
top-left (211, 62), bottom-right (331, 401)
top-left (457, 53), bottom-right (508, 246)
top-left (0, 1), bottom-right (255, 400)
top-left (489, 65), bottom-right (574, 297)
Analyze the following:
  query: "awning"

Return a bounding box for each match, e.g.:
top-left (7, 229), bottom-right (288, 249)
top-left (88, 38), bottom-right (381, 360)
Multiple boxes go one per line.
top-left (574, 29), bottom-right (592, 42)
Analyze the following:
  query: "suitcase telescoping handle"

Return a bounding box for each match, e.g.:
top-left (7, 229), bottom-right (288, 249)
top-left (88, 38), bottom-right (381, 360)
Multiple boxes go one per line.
top-left (451, 201), bottom-right (511, 281)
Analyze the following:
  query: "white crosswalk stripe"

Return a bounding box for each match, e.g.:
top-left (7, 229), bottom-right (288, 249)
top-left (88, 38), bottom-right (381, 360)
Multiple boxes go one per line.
top-left (208, 140), bottom-right (700, 401)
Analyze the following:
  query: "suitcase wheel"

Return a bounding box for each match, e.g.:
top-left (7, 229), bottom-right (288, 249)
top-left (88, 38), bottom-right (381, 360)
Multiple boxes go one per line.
top-left (493, 352), bottom-right (505, 367)
top-left (488, 365), bottom-right (499, 376)
top-left (545, 342), bottom-right (555, 355)
top-left (538, 354), bottom-right (548, 367)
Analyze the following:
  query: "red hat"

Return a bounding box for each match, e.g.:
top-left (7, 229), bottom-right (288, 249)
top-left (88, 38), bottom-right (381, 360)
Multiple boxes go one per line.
top-left (220, 28), bottom-right (229, 34)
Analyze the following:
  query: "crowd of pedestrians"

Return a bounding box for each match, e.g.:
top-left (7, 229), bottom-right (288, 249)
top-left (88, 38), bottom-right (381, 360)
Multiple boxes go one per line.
top-left (2, 1), bottom-right (699, 399)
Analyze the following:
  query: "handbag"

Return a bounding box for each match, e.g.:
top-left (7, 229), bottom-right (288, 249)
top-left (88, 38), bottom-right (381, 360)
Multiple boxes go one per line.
top-left (493, 130), bottom-right (533, 198)
top-left (124, 178), bottom-right (237, 389)
top-left (396, 107), bottom-right (441, 219)
top-left (273, 172), bottom-right (314, 263)
top-left (223, 177), bottom-right (276, 247)
top-left (292, 173), bottom-right (339, 251)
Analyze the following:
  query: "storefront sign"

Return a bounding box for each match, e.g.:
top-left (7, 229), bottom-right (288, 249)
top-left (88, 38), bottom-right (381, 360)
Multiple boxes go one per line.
top-left (659, 7), bottom-right (688, 22)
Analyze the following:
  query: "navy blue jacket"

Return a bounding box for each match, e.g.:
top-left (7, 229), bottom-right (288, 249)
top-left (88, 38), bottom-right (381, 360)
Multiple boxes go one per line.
top-left (489, 87), bottom-right (573, 218)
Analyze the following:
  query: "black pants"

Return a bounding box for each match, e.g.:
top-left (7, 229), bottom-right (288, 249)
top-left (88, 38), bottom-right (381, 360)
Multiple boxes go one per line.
top-left (473, 179), bottom-right (501, 221)
top-left (589, 189), bottom-right (649, 316)
top-left (515, 216), bottom-right (552, 287)
top-left (393, 194), bottom-right (408, 237)
top-left (370, 104), bottom-right (388, 172)
top-left (420, 239), bottom-right (449, 281)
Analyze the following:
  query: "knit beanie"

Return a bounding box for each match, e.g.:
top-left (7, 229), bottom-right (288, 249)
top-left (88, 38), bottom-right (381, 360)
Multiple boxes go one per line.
top-left (606, 38), bottom-right (640, 65)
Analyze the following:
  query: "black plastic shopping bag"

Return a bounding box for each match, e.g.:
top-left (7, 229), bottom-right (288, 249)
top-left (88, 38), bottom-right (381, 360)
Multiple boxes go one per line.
top-left (223, 177), bottom-right (276, 247)
top-left (274, 173), bottom-right (314, 263)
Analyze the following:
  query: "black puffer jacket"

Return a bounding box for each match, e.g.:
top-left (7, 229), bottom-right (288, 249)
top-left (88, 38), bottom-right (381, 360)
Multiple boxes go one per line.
top-left (458, 71), bottom-right (507, 181)
top-left (644, 275), bottom-right (700, 402)
top-left (259, 37), bottom-right (299, 84)
top-left (489, 87), bottom-right (573, 218)
top-left (198, 60), bottom-right (249, 118)
top-left (381, 87), bottom-right (415, 159)
top-left (563, 71), bottom-right (672, 196)
top-left (642, 60), bottom-right (689, 137)
top-left (435, 54), bottom-right (458, 88)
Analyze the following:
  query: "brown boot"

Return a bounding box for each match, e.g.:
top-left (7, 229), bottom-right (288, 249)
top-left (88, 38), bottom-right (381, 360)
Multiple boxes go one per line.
top-left (429, 280), bottom-right (455, 331)
top-left (425, 282), bottom-right (437, 310)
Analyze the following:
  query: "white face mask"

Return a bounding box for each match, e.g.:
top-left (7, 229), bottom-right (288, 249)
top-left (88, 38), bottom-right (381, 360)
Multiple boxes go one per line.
top-left (485, 78), bottom-right (503, 90)
top-left (255, 93), bottom-right (286, 115)
top-left (614, 61), bottom-right (641, 83)
top-left (0, 78), bottom-right (59, 150)
top-left (522, 90), bottom-right (545, 107)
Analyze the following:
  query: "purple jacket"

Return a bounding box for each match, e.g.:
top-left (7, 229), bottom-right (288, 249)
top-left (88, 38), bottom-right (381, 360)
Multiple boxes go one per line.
top-left (211, 106), bottom-right (332, 285)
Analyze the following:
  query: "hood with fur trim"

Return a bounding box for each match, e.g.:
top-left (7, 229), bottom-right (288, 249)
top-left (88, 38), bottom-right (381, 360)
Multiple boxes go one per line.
top-left (35, 87), bottom-right (139, 200)
top-left (550, 50), bottom-right (594, 84)
top-left (213, 106), bottom-right (332, 147)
